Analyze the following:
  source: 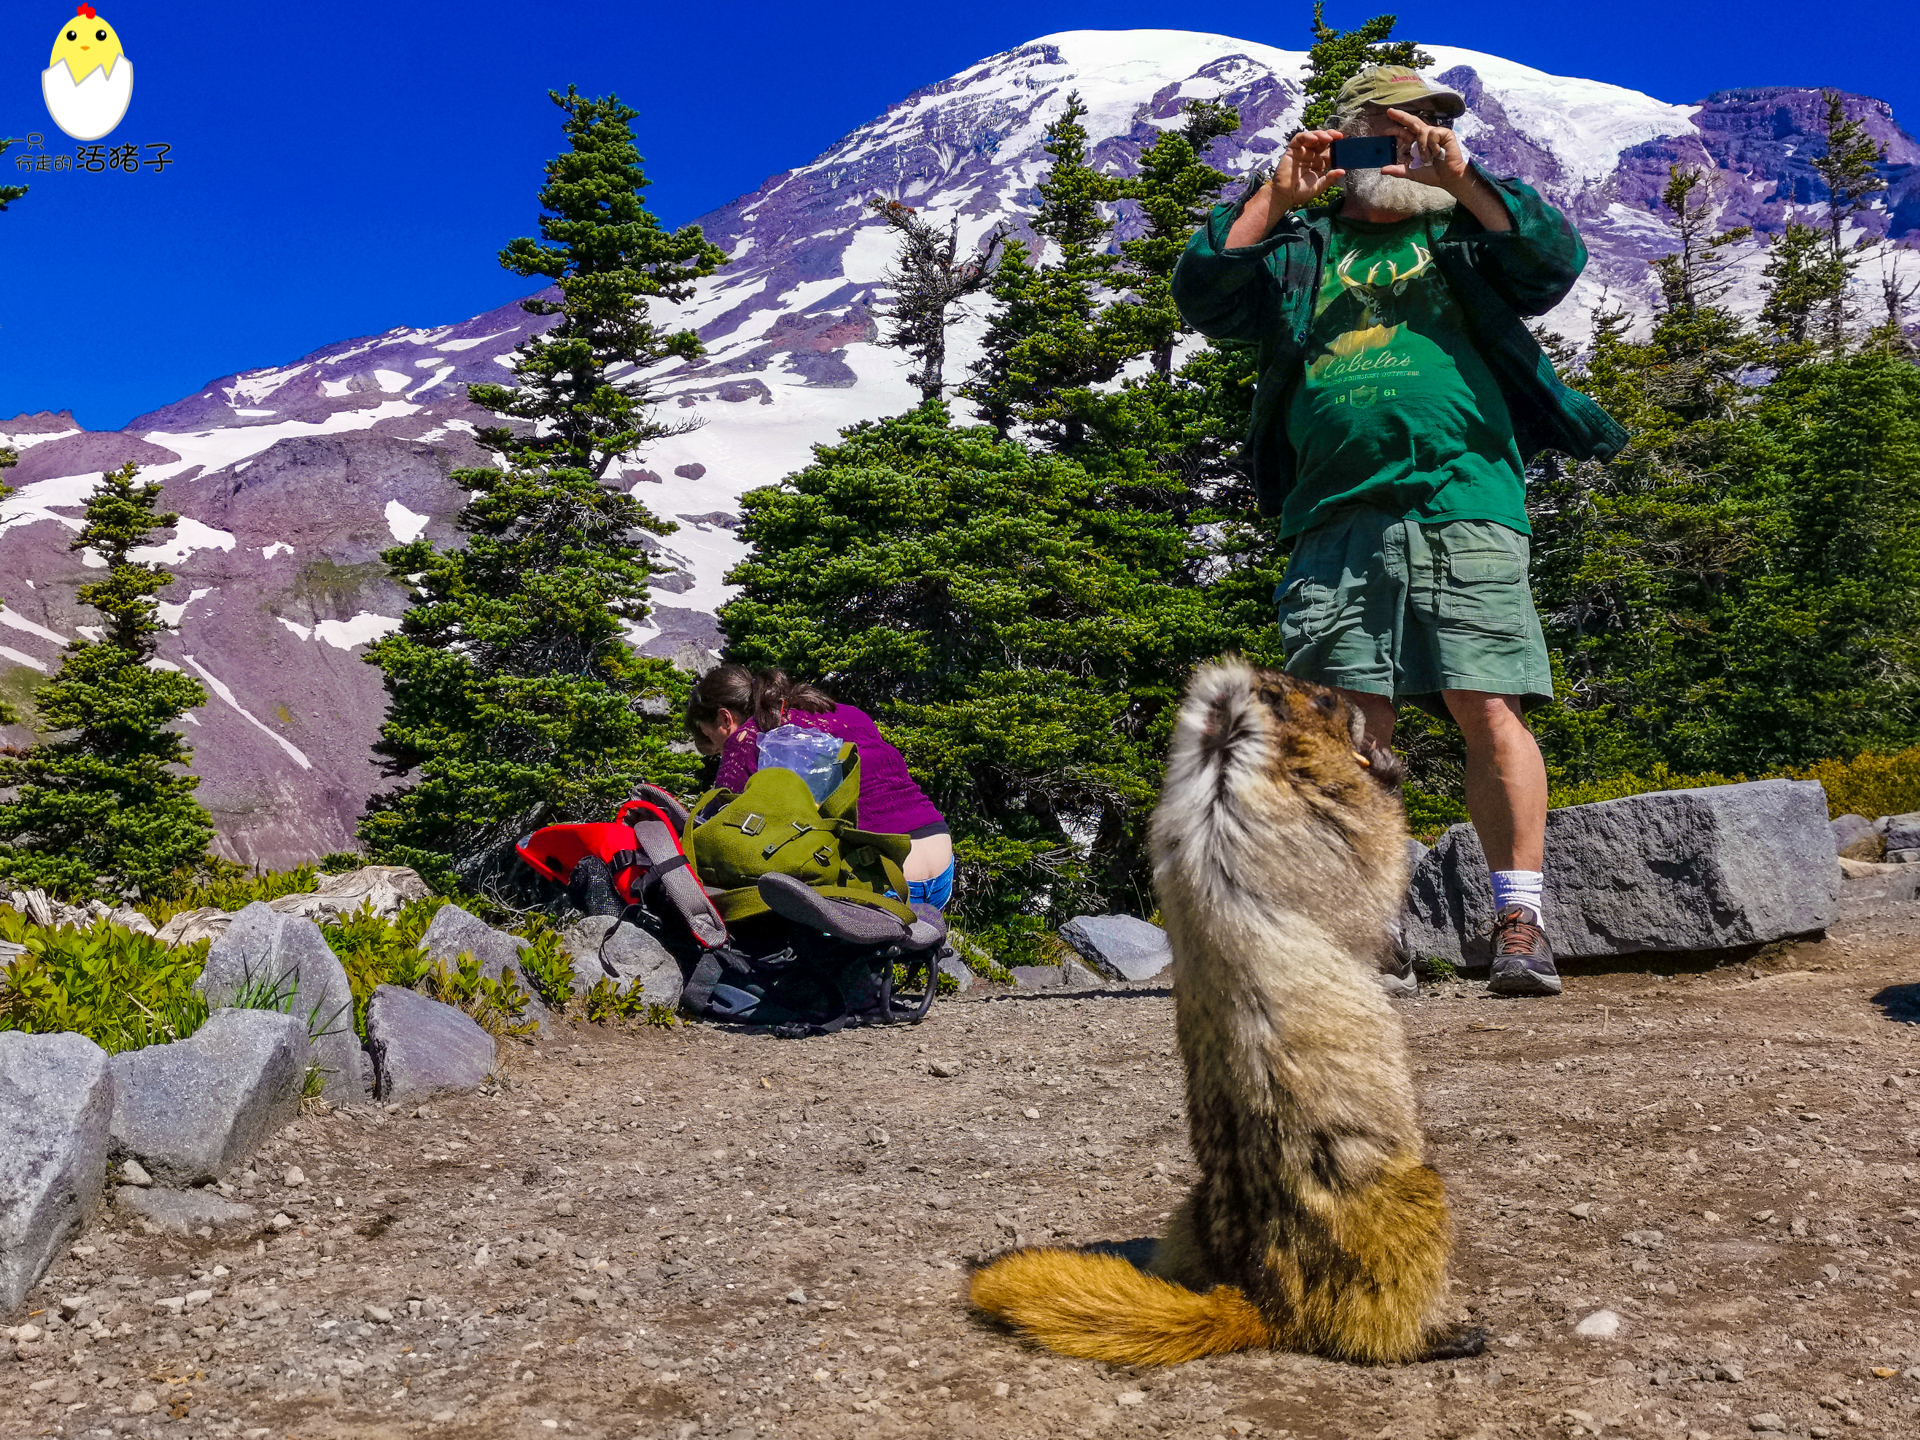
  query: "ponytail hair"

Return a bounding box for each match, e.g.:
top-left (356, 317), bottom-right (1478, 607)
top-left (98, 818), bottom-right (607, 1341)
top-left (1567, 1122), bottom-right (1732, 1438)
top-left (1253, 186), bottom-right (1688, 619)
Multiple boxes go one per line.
top-left (686, 664), bottom-right (835, 735)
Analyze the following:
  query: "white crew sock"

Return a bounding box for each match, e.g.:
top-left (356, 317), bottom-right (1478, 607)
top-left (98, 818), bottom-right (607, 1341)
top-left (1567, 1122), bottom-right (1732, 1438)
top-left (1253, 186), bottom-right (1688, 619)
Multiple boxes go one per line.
top-left (1491, 870), bottom-right (1545, 924)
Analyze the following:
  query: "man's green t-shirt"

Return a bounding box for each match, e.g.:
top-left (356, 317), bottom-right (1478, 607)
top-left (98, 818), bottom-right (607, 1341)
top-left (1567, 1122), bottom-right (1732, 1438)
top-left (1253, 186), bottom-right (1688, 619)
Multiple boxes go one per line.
top-left (1280, 212), bottom-right (1529, 539)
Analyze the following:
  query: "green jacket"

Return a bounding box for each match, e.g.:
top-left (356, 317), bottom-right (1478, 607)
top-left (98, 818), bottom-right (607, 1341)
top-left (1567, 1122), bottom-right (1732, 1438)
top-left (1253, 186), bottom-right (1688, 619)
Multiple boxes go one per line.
top-left (1171, 166), bottom-right (1627, 520)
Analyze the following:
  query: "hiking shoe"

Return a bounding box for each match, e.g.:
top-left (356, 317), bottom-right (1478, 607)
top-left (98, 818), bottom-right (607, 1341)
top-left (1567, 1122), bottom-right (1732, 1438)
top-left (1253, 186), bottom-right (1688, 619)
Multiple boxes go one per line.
top-left (1485, 906), bottom-right (1562, 997)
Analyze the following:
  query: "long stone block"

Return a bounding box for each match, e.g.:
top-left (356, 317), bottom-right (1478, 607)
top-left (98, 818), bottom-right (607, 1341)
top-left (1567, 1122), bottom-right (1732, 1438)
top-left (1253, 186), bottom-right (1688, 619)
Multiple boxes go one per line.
top-left (196, 902), bottom-right (372, 1101)
top-left (562, 916), bottom-right (684, 1009)
top-left (108, 1008), bottom-right (307, 1186)
top-left (1403, 779), bottom-right (1839, 967)
top-left (0, 1031), bottom-right (114, 1314)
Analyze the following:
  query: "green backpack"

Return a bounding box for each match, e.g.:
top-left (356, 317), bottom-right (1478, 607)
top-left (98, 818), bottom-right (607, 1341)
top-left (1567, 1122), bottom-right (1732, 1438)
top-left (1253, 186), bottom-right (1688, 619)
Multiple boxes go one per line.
top-left (684, 742), bottom-right (918, 926)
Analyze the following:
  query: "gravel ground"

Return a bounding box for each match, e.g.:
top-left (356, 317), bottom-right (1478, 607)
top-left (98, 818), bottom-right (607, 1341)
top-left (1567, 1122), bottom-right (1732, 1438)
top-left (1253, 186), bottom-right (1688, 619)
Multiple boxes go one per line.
top-left (7, 900), bottom-right (1920, 1440)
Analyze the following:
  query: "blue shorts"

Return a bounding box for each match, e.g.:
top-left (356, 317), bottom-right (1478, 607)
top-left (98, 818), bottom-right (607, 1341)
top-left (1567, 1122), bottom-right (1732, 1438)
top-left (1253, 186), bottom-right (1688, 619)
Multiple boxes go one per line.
top-left (904, 856), bottom-right (956, 912)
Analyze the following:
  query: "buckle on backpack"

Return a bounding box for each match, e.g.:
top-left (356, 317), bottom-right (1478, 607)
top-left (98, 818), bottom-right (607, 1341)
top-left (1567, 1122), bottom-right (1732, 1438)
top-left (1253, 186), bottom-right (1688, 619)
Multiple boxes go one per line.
top-left (739, 813), bottom-right (765, 836)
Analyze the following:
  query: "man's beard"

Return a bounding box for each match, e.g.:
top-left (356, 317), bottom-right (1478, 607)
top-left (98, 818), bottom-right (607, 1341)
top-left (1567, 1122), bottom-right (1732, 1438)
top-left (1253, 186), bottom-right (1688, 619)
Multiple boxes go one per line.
top-left (1346, 167), bottom-right (1457, 217)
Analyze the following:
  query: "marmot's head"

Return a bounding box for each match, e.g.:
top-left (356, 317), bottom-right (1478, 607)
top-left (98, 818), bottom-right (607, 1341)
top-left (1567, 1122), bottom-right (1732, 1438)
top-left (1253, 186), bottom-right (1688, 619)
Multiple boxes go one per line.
top-left (1151, 660), bottom-right (1410, 914)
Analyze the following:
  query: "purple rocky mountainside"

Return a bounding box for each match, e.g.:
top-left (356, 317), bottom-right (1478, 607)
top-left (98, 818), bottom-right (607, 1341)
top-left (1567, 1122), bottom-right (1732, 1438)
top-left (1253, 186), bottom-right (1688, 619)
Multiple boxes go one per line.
top-left (3, 29), bottom-right (1915, 869)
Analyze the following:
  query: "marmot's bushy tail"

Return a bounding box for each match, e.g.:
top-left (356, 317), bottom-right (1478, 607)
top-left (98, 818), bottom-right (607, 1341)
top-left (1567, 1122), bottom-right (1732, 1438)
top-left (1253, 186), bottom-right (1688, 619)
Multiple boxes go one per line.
top-left (969, 1249), bottom-right (1269, 1366)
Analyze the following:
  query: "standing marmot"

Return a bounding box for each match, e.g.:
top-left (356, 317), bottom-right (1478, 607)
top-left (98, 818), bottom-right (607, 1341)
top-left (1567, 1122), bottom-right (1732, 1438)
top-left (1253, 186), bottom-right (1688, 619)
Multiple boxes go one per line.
top-left (971, 661), bottom-right (1482, 1365)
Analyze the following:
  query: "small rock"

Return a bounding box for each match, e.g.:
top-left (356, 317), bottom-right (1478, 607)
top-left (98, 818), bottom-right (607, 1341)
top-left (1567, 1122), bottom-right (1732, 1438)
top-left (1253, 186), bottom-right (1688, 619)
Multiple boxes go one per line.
top-left (1058, 957), bottom-right (1105, 989)
top-left (1623, 1229), bottom-right (1664, 1248)
top-left (58, 1294), bottom-right (86, 1317)
top-left (1568, 1202), bottom-right (1592, 1219)
top-left (154, 1296), bottom-right (184, 1316)
top-left (183, 1288), bottom-right (213, 1310)
top-left (927, 1193), bottom-right (954, 1211)
top-left (431, 1409), bottom-right (456, 1424)
top-left (1702, 1210), bottom-right (1722, 1224)
top-left (364, 1304), bottom-right (393, 1324)
top-left (568, 1287), bottom-right (598, 1308)
top-left (928, 1060), bottom-right (962, 1078)
top-left (1573, 1309), bottom-right (1621, 1338)
top-left (1748, 1417), bottom-right (1786, 1434)
top-left (115, 1186), bottom-right (257, 1236)
top-left (1752, 1209), bottom-right (1774, 1222)
top-left (1022, 1107), bottom-right (1040, 1120)
top-left (119, 1159), bottom-right (153, 1187)
top-left (269, 1212), bottom-right (291, 1231)
top-left (284, 1165), bottom-right (306, 1187)
top-left (993, 1381), bottom-right (1010, 1398)
top-left (1116, 1390), bottom-right (1147, 1406)
top-left (787, 1288), bottom-right (808, 1305)
top-left (67, 1243), bottom-right (95, 1260)
top-left (554, 1198), bottom-right (576, 1217)
top-left (1715, 1363), bottom-right (1745, 1382)
top-left (126, 1393), bottom-right (158, 1415)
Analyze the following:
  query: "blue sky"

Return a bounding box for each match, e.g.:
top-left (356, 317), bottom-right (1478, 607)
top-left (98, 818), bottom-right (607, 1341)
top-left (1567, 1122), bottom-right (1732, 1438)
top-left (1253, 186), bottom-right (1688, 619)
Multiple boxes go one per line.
top-left (1, 0), bottom-right (1910, 432)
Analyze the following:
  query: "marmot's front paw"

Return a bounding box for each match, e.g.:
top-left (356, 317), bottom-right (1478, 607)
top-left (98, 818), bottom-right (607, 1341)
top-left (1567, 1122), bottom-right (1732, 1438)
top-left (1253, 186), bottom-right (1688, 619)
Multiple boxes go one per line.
top-left (1419, 1325), bottom-right (1487, 1361)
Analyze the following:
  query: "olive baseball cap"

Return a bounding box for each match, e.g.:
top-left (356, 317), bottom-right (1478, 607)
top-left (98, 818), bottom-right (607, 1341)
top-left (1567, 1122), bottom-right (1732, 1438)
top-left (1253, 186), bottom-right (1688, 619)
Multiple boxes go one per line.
top-left (1334, 65), bottom-right (1466, 118)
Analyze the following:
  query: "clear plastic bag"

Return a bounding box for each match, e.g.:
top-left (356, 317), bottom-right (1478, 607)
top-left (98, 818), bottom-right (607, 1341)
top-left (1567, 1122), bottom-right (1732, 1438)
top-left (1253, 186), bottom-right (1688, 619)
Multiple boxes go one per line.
top-left (756, 724), bottom-right (844, 803)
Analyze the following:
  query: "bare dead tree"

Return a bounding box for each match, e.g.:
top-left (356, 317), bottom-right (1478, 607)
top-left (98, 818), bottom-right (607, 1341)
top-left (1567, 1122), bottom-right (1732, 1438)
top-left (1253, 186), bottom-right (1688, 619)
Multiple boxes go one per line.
top-left (868, 198), bottom-right (1009, 402)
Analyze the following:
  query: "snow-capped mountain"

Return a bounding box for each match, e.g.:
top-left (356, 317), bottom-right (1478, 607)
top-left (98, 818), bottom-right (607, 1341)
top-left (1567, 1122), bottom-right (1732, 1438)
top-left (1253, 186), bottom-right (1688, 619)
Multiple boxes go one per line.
top-left (3, 30), bottom-right (1915, 868)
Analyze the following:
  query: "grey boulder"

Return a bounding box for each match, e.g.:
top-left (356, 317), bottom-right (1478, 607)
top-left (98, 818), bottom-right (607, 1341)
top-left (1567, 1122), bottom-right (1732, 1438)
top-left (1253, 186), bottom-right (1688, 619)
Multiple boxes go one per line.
top-left (1831, 812), bottom-right (1879, 859)
top-left (1008, 965), bottom-right (1061, 988)
top-left (108, 1008), bottom-right (308, 1186)
top-left (937, 956), bottom-right (976, 993)
top-left (114, 1186), bottom-right (258, 1237)
top-left (0, 1031), bottom-right (114, 1314)
top-left (561, 916), bottom-right (684, 1008)
top-left (1058, 957), bottom-right (1106, 989)
top-left (1058, 914), bottom-right (1172, 982)
top-left (418, 904), bottom-right (552, 1034)
top-left (196, 903), bottom-right (371, 1101)
top-left (365, 984), bottom-right (496, 1103)
top-left (1403, 779), bottom-right (1839, 968)
top-left (1884, 811), bottom-right (1920, 850)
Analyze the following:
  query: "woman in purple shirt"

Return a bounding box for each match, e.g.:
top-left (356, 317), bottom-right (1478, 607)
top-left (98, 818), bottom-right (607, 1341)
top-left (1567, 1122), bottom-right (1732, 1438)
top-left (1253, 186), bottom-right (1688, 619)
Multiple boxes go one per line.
top-left (684, 665), bottom-right (956, 910)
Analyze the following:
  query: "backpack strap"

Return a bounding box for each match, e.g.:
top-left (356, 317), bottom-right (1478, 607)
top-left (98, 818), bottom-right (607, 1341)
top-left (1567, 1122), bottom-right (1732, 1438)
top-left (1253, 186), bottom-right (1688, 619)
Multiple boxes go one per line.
top-left (818, 742), bottom-right (861, 823)
top-left (624, 802), bottom-right (727, 950)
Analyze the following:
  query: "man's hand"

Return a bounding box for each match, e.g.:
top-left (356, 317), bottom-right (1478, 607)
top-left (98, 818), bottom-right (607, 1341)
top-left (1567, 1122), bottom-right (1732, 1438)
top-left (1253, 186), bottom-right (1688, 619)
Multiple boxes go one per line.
top-left (1268, 128), bottom-right (1347, 210)
top-left (1224, 129), bottom-right (1346, 249)
top-left (1379, 106), bottom-right (1512, 233)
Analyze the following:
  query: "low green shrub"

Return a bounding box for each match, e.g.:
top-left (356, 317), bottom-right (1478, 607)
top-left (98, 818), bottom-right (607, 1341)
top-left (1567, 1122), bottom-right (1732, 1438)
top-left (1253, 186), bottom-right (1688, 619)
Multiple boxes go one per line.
top-left (416, 951), bottom-right (539, 1040)
top-left (509, 916), bottom-right (577, 1012)
top-left (1404, 786), bottom-right (1470, 844)
top-left (137, 862), bottom-right (321, 928)
top-left (1546, 764), bottom-right (1744, 810)
top-left (318, 897), bottom-right (448, 1038)
top-left (0, 912), bottom-right (211, 1053)
top-left (581, 979), bottom-right (676, 1027)
top-left (1789, 747), bottom-right (1920, 821)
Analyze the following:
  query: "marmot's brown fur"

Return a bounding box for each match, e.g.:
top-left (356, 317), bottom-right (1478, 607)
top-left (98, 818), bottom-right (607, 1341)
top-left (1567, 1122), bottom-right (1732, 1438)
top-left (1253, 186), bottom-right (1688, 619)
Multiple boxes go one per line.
top-left (970, 661), bottom-right (1483, 1366)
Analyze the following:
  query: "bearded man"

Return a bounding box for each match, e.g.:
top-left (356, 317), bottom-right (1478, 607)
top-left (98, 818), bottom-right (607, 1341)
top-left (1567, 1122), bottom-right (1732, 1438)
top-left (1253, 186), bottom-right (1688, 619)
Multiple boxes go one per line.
top-left (1171, 66), bottom-right (1626, 998)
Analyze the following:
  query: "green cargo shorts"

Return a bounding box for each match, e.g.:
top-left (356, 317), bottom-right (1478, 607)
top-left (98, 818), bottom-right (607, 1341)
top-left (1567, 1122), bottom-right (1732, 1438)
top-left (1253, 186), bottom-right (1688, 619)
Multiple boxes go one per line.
top-left (1275, 510), bottom-right (1553, 718)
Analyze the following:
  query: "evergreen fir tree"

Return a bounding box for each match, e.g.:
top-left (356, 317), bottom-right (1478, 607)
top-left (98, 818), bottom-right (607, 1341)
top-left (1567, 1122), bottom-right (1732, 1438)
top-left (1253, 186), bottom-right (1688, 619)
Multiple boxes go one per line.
top-left (867, 198), bottom-right (1008, 403)
top-left (359, 89), bottom-right (726, 899)
top-left (0, 464), bottom-right (212, 898)
top-left (719, 404), bottom-right (1227, 955)
top-left (1809, 90), bottom-right (1889, 356)
top-left (1299, 4), bottom-right (1434, 131)
top-left (1758, 215), bottom-right (1847, 357)
top-left (960, 94), bottom-right (1129, 451)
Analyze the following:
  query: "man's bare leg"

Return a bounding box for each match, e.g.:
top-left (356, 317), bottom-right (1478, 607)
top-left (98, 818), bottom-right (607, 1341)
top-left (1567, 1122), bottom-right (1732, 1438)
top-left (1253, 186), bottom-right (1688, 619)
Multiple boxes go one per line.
top-left (1440, 691), bottom-right (1546, 873)
top-left (1443, 690), bottom-right (1558, 994)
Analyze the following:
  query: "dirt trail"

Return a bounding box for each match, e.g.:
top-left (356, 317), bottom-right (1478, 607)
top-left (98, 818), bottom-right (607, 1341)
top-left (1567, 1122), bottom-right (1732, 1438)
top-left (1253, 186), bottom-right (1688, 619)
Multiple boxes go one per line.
top-left (9, 904), bottom-right (1920, 1440)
